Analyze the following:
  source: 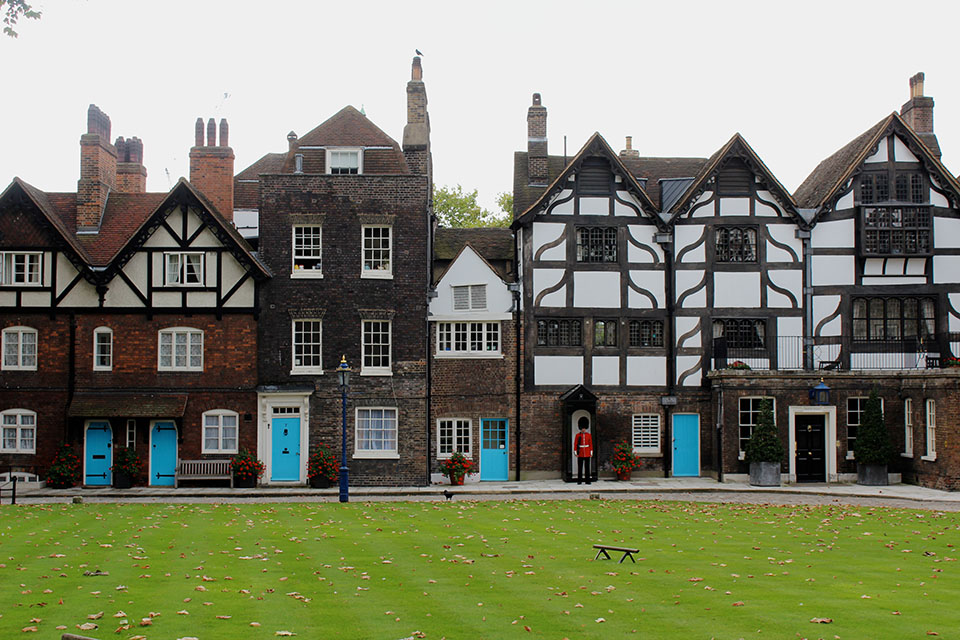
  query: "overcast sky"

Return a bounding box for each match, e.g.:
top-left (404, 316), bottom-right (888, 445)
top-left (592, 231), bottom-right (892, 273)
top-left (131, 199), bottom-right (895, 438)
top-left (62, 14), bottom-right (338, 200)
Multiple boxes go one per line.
top-left (3, 0), bottom-right (958, 212)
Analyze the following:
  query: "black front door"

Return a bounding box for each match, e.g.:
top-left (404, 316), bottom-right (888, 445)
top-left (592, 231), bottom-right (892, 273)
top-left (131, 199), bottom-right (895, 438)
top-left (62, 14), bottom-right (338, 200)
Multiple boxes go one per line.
top-left (795, 414), bottom-right (826, 482)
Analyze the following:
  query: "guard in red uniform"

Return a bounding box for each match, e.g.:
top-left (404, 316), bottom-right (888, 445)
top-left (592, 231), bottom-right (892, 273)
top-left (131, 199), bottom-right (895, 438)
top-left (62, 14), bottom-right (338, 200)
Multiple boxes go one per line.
top-left (574, 419), bottom-right (593, 484)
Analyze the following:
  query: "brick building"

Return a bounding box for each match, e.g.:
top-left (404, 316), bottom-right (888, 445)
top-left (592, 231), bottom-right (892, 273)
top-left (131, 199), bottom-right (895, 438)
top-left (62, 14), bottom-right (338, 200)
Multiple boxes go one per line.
top-left (236, 57), bottom-right (432, 485)
top-left (0, 105), bottom-right (268, 486)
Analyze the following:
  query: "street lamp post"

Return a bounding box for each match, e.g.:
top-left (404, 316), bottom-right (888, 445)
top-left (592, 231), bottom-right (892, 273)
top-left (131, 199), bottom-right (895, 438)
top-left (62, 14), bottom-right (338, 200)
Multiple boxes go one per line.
top-left (336, 355), bottom-right (352, 503)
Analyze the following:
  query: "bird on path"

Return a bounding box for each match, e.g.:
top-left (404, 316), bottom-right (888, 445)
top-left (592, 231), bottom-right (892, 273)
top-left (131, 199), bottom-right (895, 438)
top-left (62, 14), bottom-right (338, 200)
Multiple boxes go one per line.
top-left (443, 489), bottom-right (453, 501)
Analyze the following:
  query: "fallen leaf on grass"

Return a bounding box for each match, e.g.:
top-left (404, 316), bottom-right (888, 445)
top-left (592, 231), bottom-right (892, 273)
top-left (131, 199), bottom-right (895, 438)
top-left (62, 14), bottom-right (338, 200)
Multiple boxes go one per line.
top-left (275, 632), bottom-right (297, 637)
top-left (177, 610), bottom-right (189, 615)
top-left (113, 611), bottom-right (126, 618)
top-left (21, 626), bottom-right (38, 632)
top-left (86, 611), bottom-right (103, 620)
top-left (76, 622), bottom-right (98, 630)
top-left (810, 617), bottom-right (833, 623)
top-left (732, 601), bottom-right (745, 607)
top-left (216, 615), bottom-right (231, 619)
top-left (595, 618), bottom-right (606, 623)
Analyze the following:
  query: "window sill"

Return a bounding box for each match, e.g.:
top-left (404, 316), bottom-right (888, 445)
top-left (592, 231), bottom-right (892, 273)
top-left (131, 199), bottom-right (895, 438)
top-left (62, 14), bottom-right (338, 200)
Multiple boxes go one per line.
top-left (93, 367), bottom-right (112, 372)
top-left (901, 452), bottom-right (914, 459)
top-left (353, 451), bottom-right (399, 460)
top-left (291, 271), bottom-right (324, 279)
top-left (845, 451), bottom-right (855, 461)
top-left (2, 366), bottom-right (38, 372)
top-left (636, 450), bottom-right (661, 457)
top-left (435, 353), bottom-right (503, 360)
top-left (0, 449), bottom-right (35, 455)
top-left (202, 450), bottom-right (238, 455)
top-left (158, 368), bottom-right (204, 373)
top-left (437, 452), bottom-right (472, 459)
top-left (361, 271), bottom-right (393, 280)
top-left (921, 454), bottom-right (937, 462)
top-left (290, 369), bottom-right (324, 376)
top-left (360, 368), bottom-right (392, 377)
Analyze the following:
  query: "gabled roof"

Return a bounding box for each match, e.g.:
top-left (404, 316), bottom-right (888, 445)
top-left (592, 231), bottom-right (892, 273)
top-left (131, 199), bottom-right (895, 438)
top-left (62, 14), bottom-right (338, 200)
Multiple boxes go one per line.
top-left (512, 133), bottom-right (661, 230)
top-left (433, 242), bottom-right (510, 288)
top-left (298, 105), bottom-right (401, 148)
top-left (794, 112), bottom-right (960, 218)
top-left (0, 178), bottom-right (93, 266)
top-left (667, 133), bottom-right (801, 225)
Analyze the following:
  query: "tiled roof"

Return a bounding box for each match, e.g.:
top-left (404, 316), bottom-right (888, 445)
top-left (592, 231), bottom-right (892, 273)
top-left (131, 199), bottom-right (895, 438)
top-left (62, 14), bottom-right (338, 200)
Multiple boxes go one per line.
top-left (75, 192), bottom-right (168, 265)
top-left (298, 105), bottom-right (400, 148)
top-left (67, 392), bottom-right (188, 417)
top-left (235, 152), bottom-right (286, 210)
top-left (434, 228), bottom-right (514, 261)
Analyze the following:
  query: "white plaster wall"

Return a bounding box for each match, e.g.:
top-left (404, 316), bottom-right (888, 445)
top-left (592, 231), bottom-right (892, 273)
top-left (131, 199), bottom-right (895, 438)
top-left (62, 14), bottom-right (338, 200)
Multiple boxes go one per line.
top-left (811, 255), bottom-right (855, 286)
top-left (931, 190), bottom-right (950, 208)
top-left (60, 281), bottom-right (99, 306)
top-left (675, 316), bottom-right (701, 348)
top-left (222, 280), bottom-right (255, 308)
top-left (863, 259), bottom-right (883, 276)
top-left (674, 226), bottom-right (705, 263)
top-left (548, 190), bottom-right (574, 215)
top-left (835, 192), bottom-right (854, 210)
top-left (55, 255), bottom-right (81, 297)
top-left (906, 258), bottom-right (926, 276)
top-left (151, 291), bottom-right (182, 307)
top-left (714, 271), bottom-right (760, 308)
top-left (592, 356), bottom-right (619, 385)
top-left (893, 136), bottom-right (918, 162)
top-left (767, 270), bottom-right (802, 308)
top-left (718, 197), bottom-right (750, 216)
top-left (676, 355), bottom-right (701, 386)
top-left (534, 356), bottom-right (583, 386)
top-left (614, 193), bottom-right (644, 216)
top-left (950, 294), bottom-right (960, 331)
top-left (573, 271), bottom-right (620, 308)
top-left (933, 256), bottom-right (960, 284)
top-left (811, 219), bottom-right (854, 249)
top-left (430, 246), bottom-right (513, 319)
top-left (0, 291), bottom-right (14, 305)
top-left (626, 225), bottom-right (664, 263)
top-left (533, 269), bottom-right (565, 307)
top-left (532, 222), bottom-right (566, 261)
top-left (778, 316), bottom-right (803, 338)
top-left (579, 197), bottom-right (609, 215)
top-left (627, 271), bottom-right (664, 309)
top-left (626, 356), bottom-right (666, 386)
top-left (186, 207), bottom-right (203, 236)
top-left (676, 270), bottom-right (706, 307)
top-left (864, 137), bottom-right (888, 163)
top-left (690, 191), bottom-right (714, 218)
top-left (101, 278), bottom-right (143, 307)
top-left (21, 291), bottom-right (48, 306)
top-left (143, 224), bottom-right (176, 247)
top-left (221, 254), bottom-right (247, 293)
top-left (934, 217), bottom-right (960, 249)
top-left (813, 295), bottom-right (842, 336)
top-left (766, 225), bottom-right (802, 261)
top-left (189, 292), bottom-right (217, 307)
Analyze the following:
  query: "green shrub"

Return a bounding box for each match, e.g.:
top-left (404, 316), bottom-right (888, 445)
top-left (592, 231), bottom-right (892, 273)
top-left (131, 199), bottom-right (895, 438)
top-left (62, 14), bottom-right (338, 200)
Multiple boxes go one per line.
top-left (744, 398), bottom-right (784, 463)
top-left (45, 443), bottom-right (82, 488)
top-left (856, 387), bottom-right (893, 466)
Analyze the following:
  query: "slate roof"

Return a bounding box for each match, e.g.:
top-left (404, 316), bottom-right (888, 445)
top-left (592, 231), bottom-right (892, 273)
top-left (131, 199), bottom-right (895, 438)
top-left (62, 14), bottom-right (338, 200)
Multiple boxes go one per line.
top-left (67, 392), bottom-right (188, 418)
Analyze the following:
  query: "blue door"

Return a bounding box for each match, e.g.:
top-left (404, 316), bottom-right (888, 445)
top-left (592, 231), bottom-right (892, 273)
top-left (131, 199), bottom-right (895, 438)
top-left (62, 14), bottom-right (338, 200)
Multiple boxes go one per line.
top-left (84, 422), bottom-right (112, 486)
top-left (271, 416), bottom-right (300, 482)
top-left (672, 413), bottom-right (700, 477)
top-left (150, 422), bottom-right (178, 487)
top-left (480, 419), bottom-right (509, 481)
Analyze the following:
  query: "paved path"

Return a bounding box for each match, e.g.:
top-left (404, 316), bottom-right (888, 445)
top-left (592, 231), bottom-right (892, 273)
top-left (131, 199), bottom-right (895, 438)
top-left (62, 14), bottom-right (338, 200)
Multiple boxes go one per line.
top-left (8, 477), bottom-right (960, 510)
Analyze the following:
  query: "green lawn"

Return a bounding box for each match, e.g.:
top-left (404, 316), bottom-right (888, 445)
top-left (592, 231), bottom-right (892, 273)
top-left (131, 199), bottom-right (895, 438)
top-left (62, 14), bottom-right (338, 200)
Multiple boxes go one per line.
top-left (1, 500), bottom-right (957, 639)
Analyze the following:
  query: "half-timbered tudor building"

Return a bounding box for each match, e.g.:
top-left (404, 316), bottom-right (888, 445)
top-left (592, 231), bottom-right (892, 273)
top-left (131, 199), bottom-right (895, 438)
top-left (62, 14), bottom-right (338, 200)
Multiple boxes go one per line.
top-left (512, 75), bottom-right (960, 489)
top-left (429, 228), bottom-right (518, 482)
top-left (0, 105), bottom-right (268, 486)
top-left (237, 57), bottom-right (432, 485)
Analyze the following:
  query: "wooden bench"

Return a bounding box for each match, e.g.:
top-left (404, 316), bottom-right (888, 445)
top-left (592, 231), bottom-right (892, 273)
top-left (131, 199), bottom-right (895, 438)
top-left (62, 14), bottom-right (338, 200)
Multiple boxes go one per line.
top-left (593, 544), bottom-right (639, 564)
top-left (175, 459), bottom-right (233, 488)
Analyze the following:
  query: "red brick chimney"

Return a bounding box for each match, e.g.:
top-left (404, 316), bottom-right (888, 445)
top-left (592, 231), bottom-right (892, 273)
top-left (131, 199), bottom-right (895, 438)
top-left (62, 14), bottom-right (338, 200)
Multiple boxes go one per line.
top-left (402, 56), bottom-right (431, 176)
top-left (901, 72), bottom-right (941, 158)
top-left (115, 136), bottom-right (146, 193)
top-left (620, 136), bottom-right (639, 159)
top-left (189, 117), bottom-right (235, 221)
top-left (527, 93), bottom-right (548, 185)
top-left (77, 104), bottom-right (117, 230)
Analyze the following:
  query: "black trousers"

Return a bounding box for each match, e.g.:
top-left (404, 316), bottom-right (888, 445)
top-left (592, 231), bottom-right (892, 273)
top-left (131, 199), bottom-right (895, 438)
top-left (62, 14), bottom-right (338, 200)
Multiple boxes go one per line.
top-left (577, 456), bottom-right (591, 483)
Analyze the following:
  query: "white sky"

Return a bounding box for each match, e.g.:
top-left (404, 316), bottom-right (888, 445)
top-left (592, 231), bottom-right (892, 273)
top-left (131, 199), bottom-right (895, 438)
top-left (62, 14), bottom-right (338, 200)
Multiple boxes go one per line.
top-left (3, 0), bottom-right (959, 212)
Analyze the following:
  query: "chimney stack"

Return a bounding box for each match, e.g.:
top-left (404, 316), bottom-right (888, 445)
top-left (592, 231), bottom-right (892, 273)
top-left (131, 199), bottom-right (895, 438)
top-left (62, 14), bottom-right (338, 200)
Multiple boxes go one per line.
top-left (901, 72), bottom-right (940, 158)
top-left (115, 136), bottom-right (147, 193)
top-left (77, 104), bottom-right (118, 230)
top-left (527, 93), bottom-right (548, 186)
top-left (402, 56), bottom-right (431, 176)
top-left (189, 117), bottom-right (235, 221)
top-left (620, 136), bottom-right (639, 159)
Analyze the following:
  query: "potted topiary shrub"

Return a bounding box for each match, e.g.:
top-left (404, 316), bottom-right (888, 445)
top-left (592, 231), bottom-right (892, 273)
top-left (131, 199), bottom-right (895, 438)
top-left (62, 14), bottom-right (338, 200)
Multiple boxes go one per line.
top-left (111, 446), bottom-right (141, 488)
top-left (45, 443), bottom-right (82, 489)
top-left (744, 398), bottom-right (783, 486)
top-left (438, 451), bottom-right (475, 485)
top-left (610, 440), bottom-right (642, 480)
top-left (856, 387), bottom-right (892, 486)
top-left (230, 449), bottom-right (265, 488)
top-left (307, 443), bottom-right (339, 488)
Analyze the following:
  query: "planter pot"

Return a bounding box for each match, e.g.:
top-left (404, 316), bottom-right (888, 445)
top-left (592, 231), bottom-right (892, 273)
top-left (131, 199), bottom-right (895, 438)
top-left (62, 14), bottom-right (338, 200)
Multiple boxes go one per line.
top-left (309, 476), bottom-right (335, 489)
top-left (749, 461), bottom-right (781, 486)
top-left (234, 476), bottom-right (257, 489)
top-left (857, 463), bottom-right (889, 486)
top-left (113, 471), bottom-right (133, 489)
top-left (616, 469), bottom-right (632, 481)
top-left (448, 474), bottom-right (465, 486)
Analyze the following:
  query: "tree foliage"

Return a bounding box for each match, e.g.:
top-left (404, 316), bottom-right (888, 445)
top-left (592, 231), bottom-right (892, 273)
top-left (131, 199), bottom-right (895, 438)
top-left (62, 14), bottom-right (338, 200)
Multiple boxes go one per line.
top-left (2, 0), bottom-right (41, 38)
top-left (744, 398), bottom-right (784, 463)
top-left (434, 184), bottom-right (511, 228)
top-left (856, 387), bottom-right (893, 465)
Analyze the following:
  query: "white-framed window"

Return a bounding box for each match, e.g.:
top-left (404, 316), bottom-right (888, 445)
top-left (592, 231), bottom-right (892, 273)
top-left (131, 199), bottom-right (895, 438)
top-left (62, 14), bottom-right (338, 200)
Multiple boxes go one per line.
top-left (2, 326), bottom-right (37, 371)
top-left (93, 327), bottom-right (113, 371)
top-left (0, 252), bottom-right (41, 286)
top-left (632, 413), bottom-right (661, 454)
top-left (1, 409), bottom-right (36, 453)
top-left (126, 419), bottom-right (136, 450)
top-left (738, 396), bottom-right (774, 458)
top-left (355, 407), bottom-right (397, 458)
top-left (327, 148), bottom-right (362, 175)
top-left (362, 320), bottom-right (391, 375)
top-left (452, 284), bottom-right (487, 311)
top-left (846, 396), bottom-right (881, 459)
top-left (164, 252), bottom-right (205, 286)
top-left (292, 319), bottom-right (323, 374)
top-left (362, 225), bottom-right (392, 278)
top-left (438, 418), bottom-right (472, 457)
top-left (902, 398), bottom-right (913, 458)
top-left (292, 226), bottom-right (323, 277)
top-left (923, 399), bottom-right (936, 461)
top-left (158, 328), bottom-right (203, 371)
top-left (436, 321), bottom-right (500, 356)
top-left (202, 409), bottom-right (238, 454)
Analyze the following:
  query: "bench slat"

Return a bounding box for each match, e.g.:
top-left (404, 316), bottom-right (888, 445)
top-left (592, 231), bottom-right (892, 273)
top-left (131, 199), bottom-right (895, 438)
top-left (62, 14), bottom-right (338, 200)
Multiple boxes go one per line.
top-left (175, 460), bottom-right (233, 488)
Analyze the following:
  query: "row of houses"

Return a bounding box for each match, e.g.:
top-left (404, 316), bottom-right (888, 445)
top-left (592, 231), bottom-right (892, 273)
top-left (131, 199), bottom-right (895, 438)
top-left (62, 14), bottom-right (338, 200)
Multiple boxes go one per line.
top-left (2, 60), bottom-right (959, 489)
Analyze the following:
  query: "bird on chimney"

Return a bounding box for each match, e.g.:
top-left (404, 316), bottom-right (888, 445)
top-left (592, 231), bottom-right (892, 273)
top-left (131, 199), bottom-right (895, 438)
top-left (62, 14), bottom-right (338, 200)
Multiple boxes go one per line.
top-left (416, 49), bottom-right (424, 56)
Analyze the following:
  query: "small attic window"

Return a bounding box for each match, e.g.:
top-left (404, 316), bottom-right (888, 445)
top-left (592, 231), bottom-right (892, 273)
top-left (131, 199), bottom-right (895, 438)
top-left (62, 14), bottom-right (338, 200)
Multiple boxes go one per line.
top-left (716, 159), bottom-right (753, 196)
top-left (327, 148), bottom-right (362, 175)
top-left (577, 158), bottom-right (612, 196)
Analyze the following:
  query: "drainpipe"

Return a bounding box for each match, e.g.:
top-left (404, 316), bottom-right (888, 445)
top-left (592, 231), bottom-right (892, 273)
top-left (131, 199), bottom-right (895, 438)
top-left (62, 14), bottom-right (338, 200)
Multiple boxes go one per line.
top-left (426, 204), bottom-right (436, 486)
top-left (716, 381), bottom-right (724, 482)
top-left (67, 312), bottom-right (77, 442)
top-left (510, 283), bottom-right (522, 480)
top-left (656, 228), bottom-right (674, 478)
top-left (796, 225), bottom-right (814, 370)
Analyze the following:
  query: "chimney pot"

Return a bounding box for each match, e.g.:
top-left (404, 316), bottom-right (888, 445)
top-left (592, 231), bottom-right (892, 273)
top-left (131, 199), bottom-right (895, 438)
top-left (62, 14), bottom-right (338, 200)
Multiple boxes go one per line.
top-left (195, 118), bottom-right (204, 147)
top-left (411, 56), bottom-right (422, 81)
top-left (206, 118), bottom-right (216, 147)
top-left (287, 131), bottom-right (298, 150)
top-left (532, 93), bottom-right (541, 106)
top-left (219, 119), bottom-right (229, 147)
top-left (190, 116), bottom-right (235, 220)
top-left (620, 135), bottom-right (640, 159)
top-left (910, 72), bottom-right (925, 98)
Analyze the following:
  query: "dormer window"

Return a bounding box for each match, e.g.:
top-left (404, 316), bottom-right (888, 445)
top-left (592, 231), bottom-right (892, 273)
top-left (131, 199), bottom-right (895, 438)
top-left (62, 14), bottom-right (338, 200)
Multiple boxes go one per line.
top-left (327, 148), bottom-right (362, 175)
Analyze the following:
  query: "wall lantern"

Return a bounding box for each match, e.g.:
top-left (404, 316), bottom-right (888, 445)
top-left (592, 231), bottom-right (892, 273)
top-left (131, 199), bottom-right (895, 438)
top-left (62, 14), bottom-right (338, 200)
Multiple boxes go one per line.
top-left (809, 378), bottom-right (831, 406)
